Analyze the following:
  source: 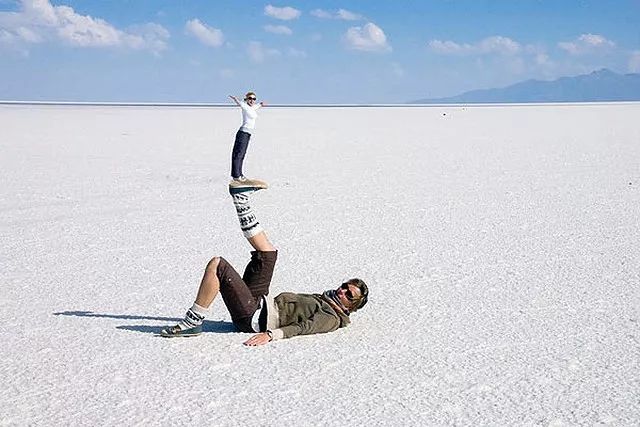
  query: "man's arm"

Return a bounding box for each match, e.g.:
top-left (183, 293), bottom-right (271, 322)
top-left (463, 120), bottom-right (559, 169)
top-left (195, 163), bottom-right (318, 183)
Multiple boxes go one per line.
top-left (243, 310), bottom-right (340, 346)
top-left (228, 95), bottom-right (241, 106)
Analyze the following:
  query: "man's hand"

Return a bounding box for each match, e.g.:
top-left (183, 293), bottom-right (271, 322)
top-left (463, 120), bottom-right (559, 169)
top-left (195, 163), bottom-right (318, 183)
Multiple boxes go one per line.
top-left (243, 332), bottom-right (272, 346)
top-left (259, 101), bottom-right (267, 107)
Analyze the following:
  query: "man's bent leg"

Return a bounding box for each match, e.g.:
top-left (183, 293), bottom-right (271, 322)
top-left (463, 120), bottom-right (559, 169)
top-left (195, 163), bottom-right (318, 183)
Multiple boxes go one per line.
top-left (160, 257), bottom-right (222, 337)
top-left (161, 256), bottom-right (258, 337)
top-left (216, 257), bottom-right (261, 332)
top-left (194, 257), bottom-right (221, 307)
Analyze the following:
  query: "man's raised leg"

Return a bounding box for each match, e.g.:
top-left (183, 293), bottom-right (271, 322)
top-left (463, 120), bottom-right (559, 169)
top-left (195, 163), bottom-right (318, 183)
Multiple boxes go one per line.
top-left (230, 186), bottom-right (276, 251)
top-left (160, 186), bottom-right (275, 337)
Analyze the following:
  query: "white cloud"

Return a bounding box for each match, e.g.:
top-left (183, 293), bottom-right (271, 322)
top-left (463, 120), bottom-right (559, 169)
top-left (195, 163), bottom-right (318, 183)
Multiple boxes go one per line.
top-left (428, 36), bottom-right (521, 56)
top-left (344, 22), bottom-right (390, 52)
top-left (264, 4), bottom-right (300, 20)
top-left (0, 27), bottom-right (19, 48)
top-left (629, 51), bottom-right (640, 73)
top-left (22, 0), bottom-right (58, 26)
top-left (247, 41), bottom-right (280, 63)
top-left (263, 24), bottom-right (292, 35)
top-left (311, 8), bottom-right (363, 20)
top-left (558, 33), bottom-right (615, 55)
top-left (336, 9), bottom-right (363, 21)
top-left (287, 47), bottom-right (306, 58)
top-left (0, 0), bottom-right (168, 52)
top-left (535, 52), bottom-right (551, 66)
top-left (124, 23), bottom-right (170, 53)
top-left (185, 18), bottom-right (223, 47)
top-left (479, 36), bottom-right (520, 55)
top-left (521, 44), bottom-right (555, 70)
top-left (14, 26), bottom-right (42, 43)
top-left (52, 5), bottom-right (121, 47)
top-left (310, 9), bottom-right (332, 19)
top-left (428, 40), bottom-right (467, 54)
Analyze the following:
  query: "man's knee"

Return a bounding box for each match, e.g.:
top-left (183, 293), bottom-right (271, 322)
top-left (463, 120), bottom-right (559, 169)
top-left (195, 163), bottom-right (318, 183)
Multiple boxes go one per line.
top-left (205, 256), bottom-right (222, 275)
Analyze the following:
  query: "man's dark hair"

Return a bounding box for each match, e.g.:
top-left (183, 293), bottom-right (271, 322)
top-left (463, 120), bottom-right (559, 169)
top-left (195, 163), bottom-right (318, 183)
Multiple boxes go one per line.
top-left (347, 278), bottom-right (368, 311)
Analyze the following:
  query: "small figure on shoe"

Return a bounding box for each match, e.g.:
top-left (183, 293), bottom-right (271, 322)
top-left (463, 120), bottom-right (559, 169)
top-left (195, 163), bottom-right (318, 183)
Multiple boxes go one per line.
top-left (228, 92), bottom-right (268, 190)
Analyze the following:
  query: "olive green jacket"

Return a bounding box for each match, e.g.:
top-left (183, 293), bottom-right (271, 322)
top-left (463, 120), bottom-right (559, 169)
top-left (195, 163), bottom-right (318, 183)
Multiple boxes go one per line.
top-left (267, 292), bottom-right (350, 340)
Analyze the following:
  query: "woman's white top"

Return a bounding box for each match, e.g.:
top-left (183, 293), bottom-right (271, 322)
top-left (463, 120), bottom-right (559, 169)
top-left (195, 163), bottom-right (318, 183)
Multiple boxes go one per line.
top-left (239, 102), bottom-right (262, 134)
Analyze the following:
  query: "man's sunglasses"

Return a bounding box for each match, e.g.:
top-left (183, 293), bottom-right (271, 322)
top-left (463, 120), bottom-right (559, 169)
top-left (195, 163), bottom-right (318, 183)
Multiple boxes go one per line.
top-left (341, 283), bottom-right (357, 301)
top-left (246, 97), bottom-right (257, 101)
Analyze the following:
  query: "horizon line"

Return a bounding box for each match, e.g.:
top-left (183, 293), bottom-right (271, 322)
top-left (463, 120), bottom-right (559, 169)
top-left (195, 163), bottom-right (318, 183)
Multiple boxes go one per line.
top-left (2, 100), bottom-right (640, 108)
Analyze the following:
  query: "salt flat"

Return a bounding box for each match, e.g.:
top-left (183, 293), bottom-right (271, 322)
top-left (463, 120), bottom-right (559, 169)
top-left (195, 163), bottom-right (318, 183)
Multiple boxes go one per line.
top-left (1, 104), bottom-right (639, 426)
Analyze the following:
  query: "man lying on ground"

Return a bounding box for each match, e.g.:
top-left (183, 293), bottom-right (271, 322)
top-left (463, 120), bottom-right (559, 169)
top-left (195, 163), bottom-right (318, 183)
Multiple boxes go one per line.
top-left (161, 184), bottom-right (368, 346)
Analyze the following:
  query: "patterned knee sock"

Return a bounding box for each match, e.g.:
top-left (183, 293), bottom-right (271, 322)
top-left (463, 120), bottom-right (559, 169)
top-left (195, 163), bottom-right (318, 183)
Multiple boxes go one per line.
top-left (176, 303), bottom-right (208, 330)
top-left (231, 190), bottom-right (264, 238)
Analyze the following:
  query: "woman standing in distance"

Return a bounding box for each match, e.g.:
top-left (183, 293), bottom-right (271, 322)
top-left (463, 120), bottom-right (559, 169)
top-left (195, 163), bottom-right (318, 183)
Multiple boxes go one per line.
top-left (228, 92), bottom-right (268, 189)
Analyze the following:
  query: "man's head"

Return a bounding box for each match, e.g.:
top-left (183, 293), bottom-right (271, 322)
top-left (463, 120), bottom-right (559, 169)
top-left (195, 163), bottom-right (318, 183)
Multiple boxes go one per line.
top-left (337, 278), bottom-right (368, 312)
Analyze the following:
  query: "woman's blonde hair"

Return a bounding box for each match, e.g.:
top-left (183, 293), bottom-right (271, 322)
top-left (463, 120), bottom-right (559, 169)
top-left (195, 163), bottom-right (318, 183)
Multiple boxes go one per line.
top-left (244, 91), bottom-right (256, 99)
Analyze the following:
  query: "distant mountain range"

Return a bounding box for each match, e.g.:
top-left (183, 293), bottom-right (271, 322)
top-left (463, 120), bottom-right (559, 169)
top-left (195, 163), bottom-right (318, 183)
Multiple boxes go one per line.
top-left (411, 69), bottom-right (640, 104)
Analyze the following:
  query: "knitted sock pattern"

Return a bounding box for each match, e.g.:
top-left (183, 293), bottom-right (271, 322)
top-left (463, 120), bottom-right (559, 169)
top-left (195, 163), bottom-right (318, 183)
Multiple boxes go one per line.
top-left (231, 191), bottom-right (264, 238)
top-left (176, 307), bottom-right (205, 331)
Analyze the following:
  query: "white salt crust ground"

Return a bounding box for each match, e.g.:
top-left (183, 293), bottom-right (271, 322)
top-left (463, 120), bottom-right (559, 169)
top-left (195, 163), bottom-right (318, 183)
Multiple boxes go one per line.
top-left (1, 104), bottom-right (639, 426)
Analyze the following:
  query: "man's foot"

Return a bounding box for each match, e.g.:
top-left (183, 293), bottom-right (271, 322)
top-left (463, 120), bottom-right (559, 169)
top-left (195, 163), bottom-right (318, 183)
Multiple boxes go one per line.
top-left (160, 307), bottom-right (205, 337)
top-left (160, 324), bottom-right (203, 337)
top-left (229, 176), bottom-right (269, 190)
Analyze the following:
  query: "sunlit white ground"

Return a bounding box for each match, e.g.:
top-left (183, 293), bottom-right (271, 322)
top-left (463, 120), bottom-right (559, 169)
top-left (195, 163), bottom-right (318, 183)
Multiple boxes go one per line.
top-left (1, 104), bottom-right (639, 426)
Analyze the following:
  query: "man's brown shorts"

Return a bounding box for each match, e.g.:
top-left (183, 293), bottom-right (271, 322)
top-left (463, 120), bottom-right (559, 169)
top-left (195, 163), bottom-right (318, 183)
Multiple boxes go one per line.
top-left (216, 250), bottom-right (277, 332)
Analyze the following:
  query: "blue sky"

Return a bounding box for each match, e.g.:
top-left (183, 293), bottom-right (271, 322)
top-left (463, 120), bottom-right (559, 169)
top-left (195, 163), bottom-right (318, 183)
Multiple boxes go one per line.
top-left (1, 0), bottom-right (639, 103)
